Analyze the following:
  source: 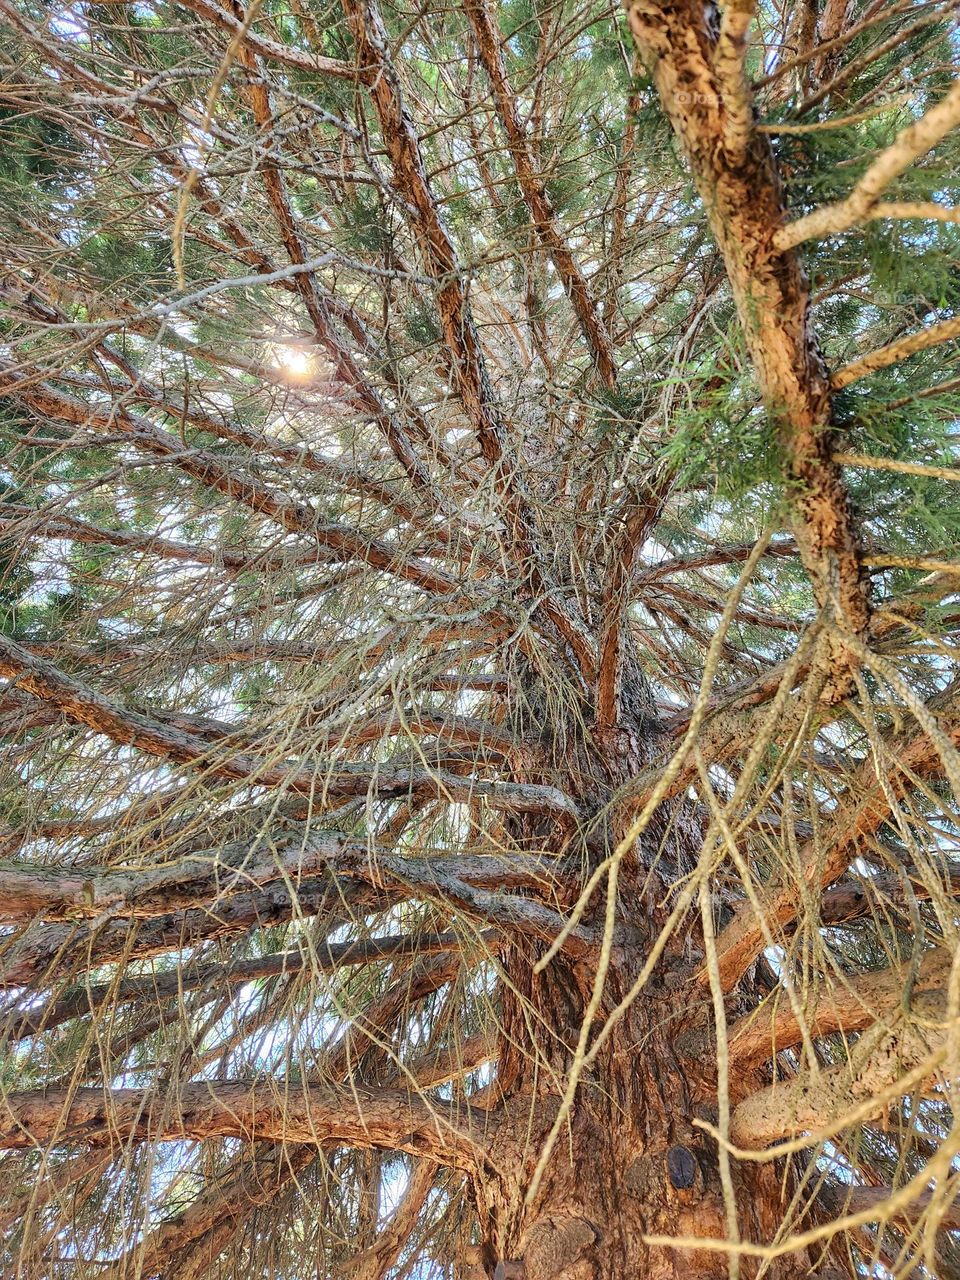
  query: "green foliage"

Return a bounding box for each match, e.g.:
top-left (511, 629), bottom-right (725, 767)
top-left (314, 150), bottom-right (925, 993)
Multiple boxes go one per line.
top-left (0, 108), bottom-right (82, 191)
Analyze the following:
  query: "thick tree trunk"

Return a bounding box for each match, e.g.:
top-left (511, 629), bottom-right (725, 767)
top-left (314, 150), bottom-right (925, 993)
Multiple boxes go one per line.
top-left (472, 1026), bottom-right (810, 1279)
top-left (466, 660), bottom-right (811, 1280)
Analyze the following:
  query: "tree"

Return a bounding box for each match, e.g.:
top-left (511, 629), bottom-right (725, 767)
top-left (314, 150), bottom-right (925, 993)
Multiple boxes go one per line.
top-left (0, 0), bottom-right (959, 1273)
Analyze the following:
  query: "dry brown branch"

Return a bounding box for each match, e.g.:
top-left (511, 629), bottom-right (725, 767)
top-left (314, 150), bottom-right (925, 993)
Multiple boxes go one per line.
top-left (727, 946), bottom-right (953, 1071)
top-left (0, 1081), bottom-right (484, 1168)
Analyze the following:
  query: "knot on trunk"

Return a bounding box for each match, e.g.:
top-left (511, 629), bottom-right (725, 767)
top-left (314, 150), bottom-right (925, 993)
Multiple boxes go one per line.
top-left (492, 1263), bottom-right (524, 1280)
top-left (625, 1144), bottom-right (707, 1203)
top-left (666, 1144), bottom-right (698, 1190)
top-left (518, 1214), bottom-right (598, 1280)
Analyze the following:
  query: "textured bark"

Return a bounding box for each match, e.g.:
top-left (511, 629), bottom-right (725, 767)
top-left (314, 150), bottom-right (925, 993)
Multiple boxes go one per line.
top-left (454, 657), bottom-right (811, 1279)
top-left (623, 0), bottom-right (869, 698)
top-left (0, 836), bottom-right (562, 922)
top-left (730, 991), bottom-right (950, 1148)
top-left (0, 1080), bottom-right (482, 1167)
top-left (471, 981), bottom-right (812, 1278)
top-left (726, 947), bottom-right (953, 1074)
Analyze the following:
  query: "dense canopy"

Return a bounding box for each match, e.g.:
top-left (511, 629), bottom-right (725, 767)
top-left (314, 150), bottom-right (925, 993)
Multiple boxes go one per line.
top-left (1, 0), bottom-right (960, 1276)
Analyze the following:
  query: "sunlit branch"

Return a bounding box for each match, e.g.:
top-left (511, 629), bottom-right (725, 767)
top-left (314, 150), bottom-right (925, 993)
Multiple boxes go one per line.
top-left (775, 79), bottom-right (960, 251)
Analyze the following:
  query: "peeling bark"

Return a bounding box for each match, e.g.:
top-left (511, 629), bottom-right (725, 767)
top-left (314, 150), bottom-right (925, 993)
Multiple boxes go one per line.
top-left (623, 0), bottom-right (869, 697)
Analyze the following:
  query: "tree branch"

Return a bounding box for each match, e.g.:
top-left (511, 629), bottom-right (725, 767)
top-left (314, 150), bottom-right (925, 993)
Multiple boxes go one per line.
top-left (173, 0), bottom-right (368, 81)
top-left (831, 313), bottom-right (960, 390)
top-left (0, 636), bottom-right (579, 820)
top-left (337, 1158), bottom-right (437, 1280)
top-left (463, 0), bottom-right (617, 386)
top-left (775, 79), bottom-right (960, 251)
top-left (0, 1081), bottom-right (485, 1170)
top-left (727, 946), bottom-right (952, 1071)
top-left (5, 931), bottom-right (494, 1041)
top-left (0, 831), bottom-right (567, 923)
top-left (729, 991), bottom-right (950, 1148)
top-left (0, 369), bottom-right (457, 595)
top-left (624, 0), bottom-right (869, 692)
top-left (340, 0), bottom-right (598, 685)
top-left (0, 880), bottom-right (389, 988)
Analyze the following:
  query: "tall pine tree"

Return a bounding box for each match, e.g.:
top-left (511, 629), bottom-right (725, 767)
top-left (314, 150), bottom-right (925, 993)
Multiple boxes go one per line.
top-left (1, 0), bottom-right (960, 1274)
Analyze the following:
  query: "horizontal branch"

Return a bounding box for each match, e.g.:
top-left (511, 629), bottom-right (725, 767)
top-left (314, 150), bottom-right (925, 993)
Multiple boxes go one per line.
top-left (0, 1080), bottom-right (484, 1169)
top-left (0, 879), bottom-right (386, 988)
top-left (637, 540), bottom-right (798, 586)
top-left (0, 636), bottom-right (578, 819)
top-left (727, 946), bottom-right (952, 1070)
top-left (821, 1182), bottom-right (960, 1232)
top-left (1, 850), bottom-right (589, 989)
top-left (855, 199), bottom-right (960, 225)
top-left (819, 865), bottom-right (960, 926)
top-left (5, 930), bottom-right (495, 1041)
top-left (0, 504), bottom-right (304, 572)
top-left (729, 991), bottom-right (949, 1149)
top-left (402, 1029), bottom-right (498, 1089)
top-left (833, 450), bottom-right (960, 484)
top-left (21, 629), bottom-right (506, 679)
top-left (173, 0), bottom-right (368, 80)
top-left (326, 710), bottom-right (520, 756)
top-left (0, 831), bottom-right (568, 923)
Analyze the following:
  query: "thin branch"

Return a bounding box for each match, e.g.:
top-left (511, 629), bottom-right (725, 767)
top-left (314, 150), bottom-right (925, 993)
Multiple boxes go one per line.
top-left (831, 313), bottom-right (960, 389)
top-left (173, 0), bottom-right (369, 81)
top-left (775, 78), bottom-right (960, 250)
top-left (0, 369), bottom-right (457, 594)
top-left (463, 0), bottom-right (617, 385)
top-left (0, 637), bottom-right (580, 820)
top-left (833, 450), bottom-right (960, 482)
top-left (5, 932), bottom-right (494, 1042)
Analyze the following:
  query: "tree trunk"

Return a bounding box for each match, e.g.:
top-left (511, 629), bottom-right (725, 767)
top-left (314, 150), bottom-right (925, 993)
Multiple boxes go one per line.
top-left (466, 658), bottom-right (811, 1280)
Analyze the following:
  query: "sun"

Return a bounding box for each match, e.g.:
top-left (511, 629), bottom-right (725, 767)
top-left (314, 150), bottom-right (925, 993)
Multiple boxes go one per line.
top-left (272, 343), bottom-right (314, 380)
